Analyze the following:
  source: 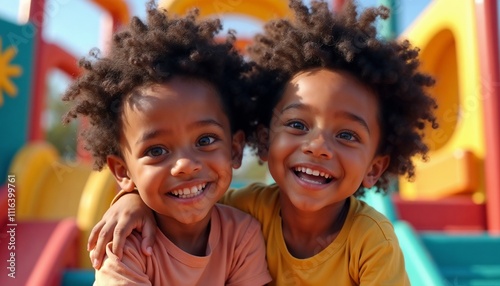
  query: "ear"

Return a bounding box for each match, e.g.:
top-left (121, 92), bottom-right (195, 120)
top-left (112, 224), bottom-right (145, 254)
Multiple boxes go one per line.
top-left (362, 155), bottom-right (390, 188)
top-left (107, 155), bottom-right (135, 192)
top-left (256, 125), bottom-right (270, 162)
top-left (231, 130), bottom-right (245, 169)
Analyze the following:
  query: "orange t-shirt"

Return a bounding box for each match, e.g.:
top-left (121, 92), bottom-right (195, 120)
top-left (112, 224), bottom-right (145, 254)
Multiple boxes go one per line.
top-left (94, 204), bottom-right (272, 286)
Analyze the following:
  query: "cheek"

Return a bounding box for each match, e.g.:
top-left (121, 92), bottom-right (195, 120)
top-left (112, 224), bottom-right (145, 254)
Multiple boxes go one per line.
top-left (269, 132), bottom-right (299, 155)
top-left (267, 134), bottom-right (297, 172)
top-left (270, 134), bottom-right (286, 147)
top-left (207, 151), bottom-right (234, 177)
top-left (217, 162), bottom-right (233, 180)
top-left (338, 151), bottom-right (369, 178)
top-left (135, 166), bottom-right (165, 185)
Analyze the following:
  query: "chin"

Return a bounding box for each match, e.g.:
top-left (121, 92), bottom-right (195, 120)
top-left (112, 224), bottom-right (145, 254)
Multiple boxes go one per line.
top-left (174, 210), bottom-right (212, 224)
top-left (291, 200), bottom-right (324, 213)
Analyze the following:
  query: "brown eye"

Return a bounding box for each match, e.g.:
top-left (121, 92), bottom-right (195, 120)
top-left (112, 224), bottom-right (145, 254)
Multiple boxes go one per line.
top-left (288, 121), bottom-right (307, 130)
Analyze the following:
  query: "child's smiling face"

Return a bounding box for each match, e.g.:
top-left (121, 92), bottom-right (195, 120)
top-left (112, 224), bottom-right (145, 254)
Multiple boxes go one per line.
top-left (109, 77), bottom-right (243, 226)
top-left (263, 68), bottom-right (389, 212)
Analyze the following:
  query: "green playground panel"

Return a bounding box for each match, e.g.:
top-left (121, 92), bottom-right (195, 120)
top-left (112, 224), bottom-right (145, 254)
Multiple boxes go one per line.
top-left (420, 232), bottom-right (500, 285)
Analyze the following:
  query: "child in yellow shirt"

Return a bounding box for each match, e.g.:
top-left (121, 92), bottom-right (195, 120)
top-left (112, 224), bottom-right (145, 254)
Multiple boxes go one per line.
top-left (87, 0), bottom-right (438, 284)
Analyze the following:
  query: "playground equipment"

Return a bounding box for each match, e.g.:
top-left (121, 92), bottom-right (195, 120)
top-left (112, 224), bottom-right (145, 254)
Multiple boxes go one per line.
top-left (1, 0), bottom-right (500, 285)
top-left (389, 0), bottom-right (500, 284)
top-left (0, 1), bottom-right (129, 285)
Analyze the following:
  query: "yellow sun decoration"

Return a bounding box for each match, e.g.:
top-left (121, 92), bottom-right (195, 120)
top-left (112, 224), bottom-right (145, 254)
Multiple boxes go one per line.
top-left (0, 37), bottom-right (22, 106)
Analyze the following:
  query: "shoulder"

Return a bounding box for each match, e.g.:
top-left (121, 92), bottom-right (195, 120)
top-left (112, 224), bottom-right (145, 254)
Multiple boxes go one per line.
top-left (118, 231), bottom-right (144, 255)
top-left (222, 182), bottom-right (280, 218)
top-left (345, 199), bottom-right (409, 283)
top-left (348, 197), bottom-right (398, 241)
top-left (227, 182), bottom-right (279, 200)
top-left (213, 205), bottom-right (266, 260)
top-left (114, 230), bottom-right (162, 268)
top-left (95, 231), bottom-right (148, 283)
top-left (214, 204), bottom-right (262, 232)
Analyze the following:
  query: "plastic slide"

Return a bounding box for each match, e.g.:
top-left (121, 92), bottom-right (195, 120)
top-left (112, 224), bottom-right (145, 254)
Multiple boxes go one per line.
top-left (4, 141), bottom-right (119, 278)
top-left (419, 232), bottom-right (500, 285)
top-left (363, 191), bottom-right (500, 285)
top-left (393, 222), bottom-right (447, 285)
top-left (0, 218), bottom-right (79, 286)
top-left (1, 180), bottom-right (81, 286)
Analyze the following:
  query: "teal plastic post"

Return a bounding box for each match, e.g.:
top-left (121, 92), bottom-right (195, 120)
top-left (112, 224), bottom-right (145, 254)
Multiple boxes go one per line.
top-left (379, 0), bottom-right (399, 39)
top-left (393, 221), bottom-right (447, 286)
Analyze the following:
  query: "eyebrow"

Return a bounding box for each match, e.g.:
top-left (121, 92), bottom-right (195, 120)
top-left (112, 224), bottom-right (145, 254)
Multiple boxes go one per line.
top-left (190, 119), bottom-right (225, 130)
top-left (136, 129), bottom-right (167, 146)
top-left (280, 102), bottom-right (370, 134)
top-left (280, 102), bottom-right (309, 114)
top-left (135, 119), bottom-right (225, 146)
top-left (337, 111), bottom-right (370, 134)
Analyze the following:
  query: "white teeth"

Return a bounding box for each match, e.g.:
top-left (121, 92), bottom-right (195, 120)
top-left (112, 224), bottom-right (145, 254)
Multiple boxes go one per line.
top-left (295, 167), bottom-right (332, 179)
top-left (190, 186), bottom-right (198, 194)
top-left (171, 183), bottom-right (207, 198)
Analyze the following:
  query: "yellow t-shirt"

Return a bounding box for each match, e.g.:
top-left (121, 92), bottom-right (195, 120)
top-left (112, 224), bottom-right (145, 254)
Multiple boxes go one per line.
top-left (220, 183), bottom-right (410, 286)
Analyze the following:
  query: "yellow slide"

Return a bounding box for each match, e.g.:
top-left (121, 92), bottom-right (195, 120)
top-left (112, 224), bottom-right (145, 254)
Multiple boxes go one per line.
top-left (10, 142), bottom-right (118, 268)
top-left (398, 0), bottom-right (485, 202)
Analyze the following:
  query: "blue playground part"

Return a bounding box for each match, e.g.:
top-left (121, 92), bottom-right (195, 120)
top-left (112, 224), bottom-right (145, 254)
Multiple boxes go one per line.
top-left (420, 232), bottom-right (500, 285)
top-left (394, 221), bottom-right (447, 285)
top-left (61, 270), bottom-right (94, 286)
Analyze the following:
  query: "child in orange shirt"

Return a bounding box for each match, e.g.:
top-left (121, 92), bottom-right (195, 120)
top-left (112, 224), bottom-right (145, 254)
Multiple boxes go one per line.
top-left (62, 1), bottom-right (271, 285)
top-left (87, 0), bottom-right (438, 284)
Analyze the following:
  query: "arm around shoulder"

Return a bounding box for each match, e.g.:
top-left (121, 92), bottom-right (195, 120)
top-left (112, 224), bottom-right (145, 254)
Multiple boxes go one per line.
top-left (94, 233), bottom-right (152, 286)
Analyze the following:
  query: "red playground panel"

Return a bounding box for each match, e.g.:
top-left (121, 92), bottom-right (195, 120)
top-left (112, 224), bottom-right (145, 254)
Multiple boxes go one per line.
top-left (393, 194), bottom-right (487, 232)
top-left (0, 219), bottom-right (79, 286)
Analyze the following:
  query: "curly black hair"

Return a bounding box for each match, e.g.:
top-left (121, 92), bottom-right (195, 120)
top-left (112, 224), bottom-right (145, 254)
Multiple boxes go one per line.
top-left (247, 0), bottom-right (438, 196)
top-left (62, 1), bottom-right (253, 170)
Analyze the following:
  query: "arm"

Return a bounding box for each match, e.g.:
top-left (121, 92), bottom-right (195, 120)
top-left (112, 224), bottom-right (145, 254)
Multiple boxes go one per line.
top-left (88, 191), bottom-right (157, 269)
top-left (89, 183), bottom-right (261, 270)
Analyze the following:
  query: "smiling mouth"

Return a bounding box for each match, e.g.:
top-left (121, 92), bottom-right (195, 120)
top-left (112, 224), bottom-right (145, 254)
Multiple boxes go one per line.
top-left (293, 167), bottom-right (333, 184)
top-left (168, 183), bottom-right (207, 199)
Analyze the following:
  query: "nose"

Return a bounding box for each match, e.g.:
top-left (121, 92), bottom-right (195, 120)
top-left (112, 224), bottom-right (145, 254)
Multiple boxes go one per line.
top-left (171, 156), bottom-right (202, 176)
top-left (302, 132), bottom-right (333, 159)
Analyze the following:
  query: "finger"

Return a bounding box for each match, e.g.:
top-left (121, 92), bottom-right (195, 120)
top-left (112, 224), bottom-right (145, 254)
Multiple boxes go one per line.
top-left (140, 220), bottom-right (157, 256)
top-left (89, 249), bottom-right (102, 270)
top-left (112, 223), bottom-right (135, 260)
top-left (88, 221), bottom-right (105, 251)
top-left (92, 224), bottom-right (114, 269)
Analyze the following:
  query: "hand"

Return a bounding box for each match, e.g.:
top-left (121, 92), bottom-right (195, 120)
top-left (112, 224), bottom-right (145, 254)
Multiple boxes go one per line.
top-left (87, 192), bottom-right (157, 269)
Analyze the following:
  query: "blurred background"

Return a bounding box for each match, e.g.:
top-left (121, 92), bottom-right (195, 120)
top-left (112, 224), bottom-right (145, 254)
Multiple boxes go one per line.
top-left (1, 1), bottom-right (500, 285)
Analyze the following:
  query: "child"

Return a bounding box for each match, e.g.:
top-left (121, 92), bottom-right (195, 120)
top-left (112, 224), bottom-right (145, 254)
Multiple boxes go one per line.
top-left (88, 0), bottom-right (438, 285)
top-left (62, 1), bottom-right (272, 285)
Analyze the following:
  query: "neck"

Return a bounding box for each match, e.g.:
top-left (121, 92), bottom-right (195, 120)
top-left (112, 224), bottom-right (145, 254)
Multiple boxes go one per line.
top-left (155, 212), bottom-right (212, 256)
top-left (280, 197), bottom-right (349, 258)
